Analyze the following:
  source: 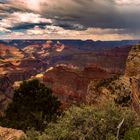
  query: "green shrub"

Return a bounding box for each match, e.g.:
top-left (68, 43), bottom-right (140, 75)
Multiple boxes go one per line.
top-left (0, 79), bottom-right (61, 131)
top-left (124, 128), bottom-right (140, 140)
top-left (133, 44), bottom-right (140, 51)
top-left (44, 102), bottom-right (137, 140)
top-left (20, 128), bottom-right (48, 140)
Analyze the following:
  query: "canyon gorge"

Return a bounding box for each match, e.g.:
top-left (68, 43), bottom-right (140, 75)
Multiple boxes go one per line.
top-left (0, 40), bottom-right (139, 110)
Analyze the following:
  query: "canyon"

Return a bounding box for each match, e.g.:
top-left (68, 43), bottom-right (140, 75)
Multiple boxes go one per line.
top-left (0, 40), bottom-right (139, 109)
top-left (0, 40), bottom-right (140, 140)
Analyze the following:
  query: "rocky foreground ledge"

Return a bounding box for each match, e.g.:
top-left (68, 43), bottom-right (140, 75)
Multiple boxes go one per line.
top-left (0, 126), bottom-right (26, 140)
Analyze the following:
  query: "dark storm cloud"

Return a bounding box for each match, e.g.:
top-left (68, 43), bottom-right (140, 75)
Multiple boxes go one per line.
top-left (9, 23), bottom-right (49, 30)
top-left (57, 0), bottom-right (140, 39)
top-left (53, 20), bottom-right (86, 31)
top-left (40, 0), bottom-right (119, 27)
top-left (29, 0), bottom-right (140, 31)
top-left (2, 0), bottom-right (140, 30)
top-left (0, 0), bottom-right (140, 38)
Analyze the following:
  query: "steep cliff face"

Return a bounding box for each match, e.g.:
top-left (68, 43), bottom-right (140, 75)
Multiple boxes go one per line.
top-left (125, 44), bottom-right (140, 77)
top-left (42, 45), bottom-right (132, 105)
top-left (43, 65), bottom-right (119, 105)
top-left (86, 44), bottom-right (140, 109)
top-left (125, 44), bottom-right (140, 114)
top-left (131, 76), bottom-right (140, 114)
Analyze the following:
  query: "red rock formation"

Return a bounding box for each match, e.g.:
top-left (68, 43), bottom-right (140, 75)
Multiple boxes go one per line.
top-left (0, 44), bottom-right (24, 60)
top-left (43, 65), bottom-right (116, 105)
top-left (131, 76), bottom-right (140, 115)
top-left (125, 44), bottom-right (140, 114)
top-left (43, 41), bottom-right (53, 49)
top-left (55, 41), bottom-right (65, 52)
top-left (0, 126), bottom-right (26, 140)
top-left (0, 41), bottom-right (134, 109)
top-left (42, 45), bottom-right (132, 105)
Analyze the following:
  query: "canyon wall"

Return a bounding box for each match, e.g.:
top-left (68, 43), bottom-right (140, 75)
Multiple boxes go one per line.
top-left (43, 46), bottom-right (131, 105)
top-left (125, 44), bottom-right (140, 114)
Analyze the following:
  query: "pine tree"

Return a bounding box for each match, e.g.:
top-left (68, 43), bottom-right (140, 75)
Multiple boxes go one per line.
top-left (1, 79), bottom-right (61, 131)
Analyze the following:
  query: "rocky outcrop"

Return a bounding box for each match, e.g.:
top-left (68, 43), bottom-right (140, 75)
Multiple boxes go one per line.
top-left (0, 57), bottom-right (48, 83)
top-left (7, 70), bottom-right (37, 83)
top-left (43, 65), bottom-right (118, 105)
top-left (0, 43), bottom-right (24, 60)
top-left (123, 44), bottom-right (140, 113)
top-left (125, 44), bottom-right (140, 77)
top-left (94, 44), bottom-right (140, 109)
top-left (0, 126), bottom-right (26, 140)
top-left (42, 44), bottom-right (132, 105)
top-left (131, 76), bottom-right (140, 114)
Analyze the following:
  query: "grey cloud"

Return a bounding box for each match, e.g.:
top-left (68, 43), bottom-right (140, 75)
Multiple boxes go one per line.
top-left (37, 0), bottom-right (122, 31)
top-left (37, 0), bottom-right (137, 30)
top-left (1, 0), bottom-right (140, 37)
top-left (52, 20), bottom-right (86, 30)
top-left (9, 23), bottom-right (50, 30)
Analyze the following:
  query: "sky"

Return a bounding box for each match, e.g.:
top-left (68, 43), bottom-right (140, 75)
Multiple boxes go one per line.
top-left (0, 0), bottom-right (140, 40)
